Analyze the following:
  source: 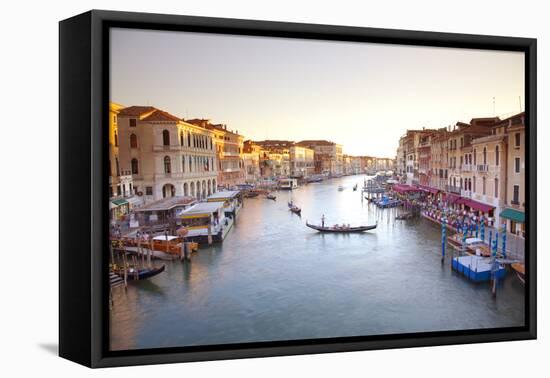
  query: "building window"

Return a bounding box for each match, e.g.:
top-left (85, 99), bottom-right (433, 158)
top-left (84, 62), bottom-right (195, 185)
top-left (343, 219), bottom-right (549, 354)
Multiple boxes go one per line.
top-left (129, 119), bottom-right (137, 127)
top-left (188, 133), bottom-right (191, 146)
top-left (473, 149), bottom-right (477, 165)
top-left (515, 133), bottom-right (520, 147)
top-left (114, 131), bottom-right (118, 147)
top-left (162, 130), bottom-right (170, 146)
top-left (483, 147), bottom-right (487, 165)
top-left (180, 132), bottom-right (184, 146)
top-left (515, 157), bottom-right (520, 173)
top-left (115, 158), bottom-right (120, 177)
top-left (494, 178), bottom-right (498, 198)
top-left (131, 158), bottom-right (139, 174)
top-left (473, 176), bottom-right (476, 192)
top-left (146, 186), bottom-right (153, 196)
top-left (130, 133), bottom-right (138, 148)
top-left (495, 145), bottom-right (499, 166)
top-left (482, 177), bottom-right (486, 195)
top-left (512, 185), bottom-right (519, 204)
top-left (164, 156), bottom-right (171, 174)
top-left (182, 156), bottom-right (186, 172)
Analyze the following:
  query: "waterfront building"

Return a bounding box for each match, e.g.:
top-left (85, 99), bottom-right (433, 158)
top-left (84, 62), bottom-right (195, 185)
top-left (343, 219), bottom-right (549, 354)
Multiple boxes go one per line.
top-left (502, 112), bottom-right (526, 237)
top-left (109, 102), bottom-right (129, 198)
top-left (117, 106), bottom-right (218, 202)
top-left (187, 119), bottom-right (245, 188)
top-left (470, 118), bottom-right (509, 225)
top-left (417, 133), bottom-right (433, 186)
top-left (446, 118), bottom-right (498, 196)
top-left (350, 156), bottom-right (362, 175)
top-left (289, 145), bottom-right (315, 178)
top-left (242, 140), bottom-right (263, 183)
top-left (295, 140), bottom-right (343, 176)
top-left (253, 140), bottom-right (292, 178)
top-left (429, 128), bottom-right (449, 190)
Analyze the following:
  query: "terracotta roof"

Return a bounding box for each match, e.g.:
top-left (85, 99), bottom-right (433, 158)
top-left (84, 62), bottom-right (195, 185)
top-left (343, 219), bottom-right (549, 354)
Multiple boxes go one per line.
top-left (142, 110), bottom-right (181, 122)
top-left (296, 140), bottom-right (336, 146)
top-left (118, 106), bottom-right (157, 117)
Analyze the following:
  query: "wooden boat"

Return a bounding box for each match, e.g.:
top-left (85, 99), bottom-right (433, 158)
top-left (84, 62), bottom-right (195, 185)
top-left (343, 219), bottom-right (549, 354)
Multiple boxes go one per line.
top-left (305, 221), bottom-right (377, 233)
top-left (353, 184), bottom-right (358, 191)
top-left (289, 206), bottom-right (301, 215)
top-left (113, 264), bottom-right (166, 281)
top-left (511, 263), bottom-right (525, 284)
top-left (267, 194), bottom-right (276, 200)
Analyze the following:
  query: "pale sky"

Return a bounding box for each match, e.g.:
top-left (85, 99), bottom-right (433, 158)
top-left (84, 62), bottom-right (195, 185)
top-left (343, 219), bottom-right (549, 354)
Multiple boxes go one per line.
top-left (110, 28), bottom-right (524, 158)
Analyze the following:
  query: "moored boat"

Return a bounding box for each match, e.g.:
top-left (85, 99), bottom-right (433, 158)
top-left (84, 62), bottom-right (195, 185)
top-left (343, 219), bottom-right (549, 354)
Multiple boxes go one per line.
top-left (305, 221), bottom-right (376, 233)
top-left (511, 262), bottom-right (525, 284)
top-left (112, 264), bottom-right (166, 281)
top-left (267, 193), bottom-right (276, 200)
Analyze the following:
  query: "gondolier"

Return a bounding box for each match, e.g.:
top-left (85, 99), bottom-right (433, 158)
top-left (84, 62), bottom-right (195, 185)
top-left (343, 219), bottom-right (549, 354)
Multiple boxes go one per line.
top-left (321, 214), bottom-right (325, 227)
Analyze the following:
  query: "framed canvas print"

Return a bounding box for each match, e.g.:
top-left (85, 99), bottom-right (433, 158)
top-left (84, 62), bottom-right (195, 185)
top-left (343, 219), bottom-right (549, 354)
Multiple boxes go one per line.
top-left (59, 10), bottom-right (537, 368)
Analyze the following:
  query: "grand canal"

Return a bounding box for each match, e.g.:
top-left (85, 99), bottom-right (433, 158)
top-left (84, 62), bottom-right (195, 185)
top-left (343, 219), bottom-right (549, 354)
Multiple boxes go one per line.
top-left (110, 175), bottom-right (525, 351)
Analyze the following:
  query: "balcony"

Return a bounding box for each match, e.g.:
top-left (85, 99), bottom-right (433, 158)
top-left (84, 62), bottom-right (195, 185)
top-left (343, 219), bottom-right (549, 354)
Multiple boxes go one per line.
top-left (222, 151), bottom-right (240, 157)
top-left (445, 185), bottom-right (461, 194)
top-left (477, 164), bottom-right (489, 172)
top-left (153, 144), bottom-right (181, 152)
top-left (462, 164), bottom-right (472, 172)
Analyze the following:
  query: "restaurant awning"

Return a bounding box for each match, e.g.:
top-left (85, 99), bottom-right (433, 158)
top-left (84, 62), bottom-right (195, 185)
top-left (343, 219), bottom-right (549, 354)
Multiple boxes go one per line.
top-left (500, 208), bottom-right (525, 223)
top-left (443, 193), bottom-right (461, 204)
top-left (417, 185), bottom-right (439, 195)
top-left (460, 198), bottom-right (494, 213)
top-left (392, 184), bottom-right (419, 194)
top-left (111, 198), bottom-right (129, 207)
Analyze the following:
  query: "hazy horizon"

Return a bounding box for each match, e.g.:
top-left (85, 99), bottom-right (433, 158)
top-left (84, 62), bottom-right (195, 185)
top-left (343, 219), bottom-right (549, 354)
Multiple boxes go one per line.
top-left (110, 28), bottom-right (524, 158)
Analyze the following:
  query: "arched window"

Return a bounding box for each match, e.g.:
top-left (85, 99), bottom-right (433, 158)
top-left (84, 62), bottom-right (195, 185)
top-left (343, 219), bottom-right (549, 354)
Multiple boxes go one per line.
top-left (495, 145), bottom-right (500, 166)
top-left (131, 158), bottom-right (139, 174)
top-left (483, 147), bottom-right (487, 165)
top-left (180, 131), bottom-right (184, 146)
top-left (494, 178), bottom-right (499, 197)
top-left (189, 156), bottom-right (193, 172)
top-left (130, 133), bottom-right (138, 148)
top-left (114, 131), bottom-right (118, 147)
top-left (182, 156), bottom-right (186, 172)
top-left (473, 177), bottom-right (476, 192)
top-left (473, 149), bottom-right (477, 165)
top-left (162, 130), bottom-right (170, 146)
top-left (188, 132), bottom-right (191, 146)
top-left (164, 156), bottom-right (171, 174)
top-left (482, 177), bottom-right (486, 195)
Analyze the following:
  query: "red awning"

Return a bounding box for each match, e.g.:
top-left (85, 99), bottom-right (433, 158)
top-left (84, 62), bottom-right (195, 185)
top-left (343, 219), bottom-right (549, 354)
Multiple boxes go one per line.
top-left (443, 193), bottom-right (461, 204)
top-left (460, 198), bottom-right (494, 213)
top-left (417, 185), bottom-right (439, 195)
top-left (392, 184), bottom-right (419, 194)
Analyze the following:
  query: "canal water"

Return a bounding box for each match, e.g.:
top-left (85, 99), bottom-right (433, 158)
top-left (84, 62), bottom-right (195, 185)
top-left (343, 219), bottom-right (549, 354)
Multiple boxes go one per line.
top-left (110, 175), bottom-right (525, 351)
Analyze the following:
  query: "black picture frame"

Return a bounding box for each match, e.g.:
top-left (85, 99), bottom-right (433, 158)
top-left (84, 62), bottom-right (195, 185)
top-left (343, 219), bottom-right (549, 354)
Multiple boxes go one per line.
top-left (59, 9), bottom-right (537, 368)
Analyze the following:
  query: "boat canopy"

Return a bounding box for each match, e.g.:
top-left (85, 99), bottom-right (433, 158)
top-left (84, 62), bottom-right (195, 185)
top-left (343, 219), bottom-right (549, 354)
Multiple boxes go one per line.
top-left (500, 208), bottom-right (525, 223)
top-left (111, 198), bottom-right (129, 206)
top-left (152, 235), bottom-right (180, 241)
top-left (179, 202), bottom-right (224, 219)
top-left (206, 190), bottom-right (240, 202)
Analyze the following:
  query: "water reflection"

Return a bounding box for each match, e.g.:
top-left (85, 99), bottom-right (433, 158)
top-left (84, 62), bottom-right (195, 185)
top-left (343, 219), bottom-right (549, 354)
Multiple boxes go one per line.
top-left (110, 175), bottom-right (525, 351)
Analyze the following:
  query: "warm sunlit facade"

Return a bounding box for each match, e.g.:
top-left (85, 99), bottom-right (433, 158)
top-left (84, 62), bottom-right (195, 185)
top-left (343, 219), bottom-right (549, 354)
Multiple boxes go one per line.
top-left (117, 107), bottom-right (218, 202)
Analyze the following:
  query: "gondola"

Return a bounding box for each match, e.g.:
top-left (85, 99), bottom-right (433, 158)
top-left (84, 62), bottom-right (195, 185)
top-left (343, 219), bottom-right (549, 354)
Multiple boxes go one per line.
top-left (290, 206), bottom-right (301, 215)
top-left (353, 184), bottom-right (358, 191)
top-left (305, 221), bottom-right (377, 233)
top-left (114, 264), bottom-right (166, 281)
top-left (267, 194), bottom-right (276, 200)
top-left (244, 191), bottom-right (259, 198)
